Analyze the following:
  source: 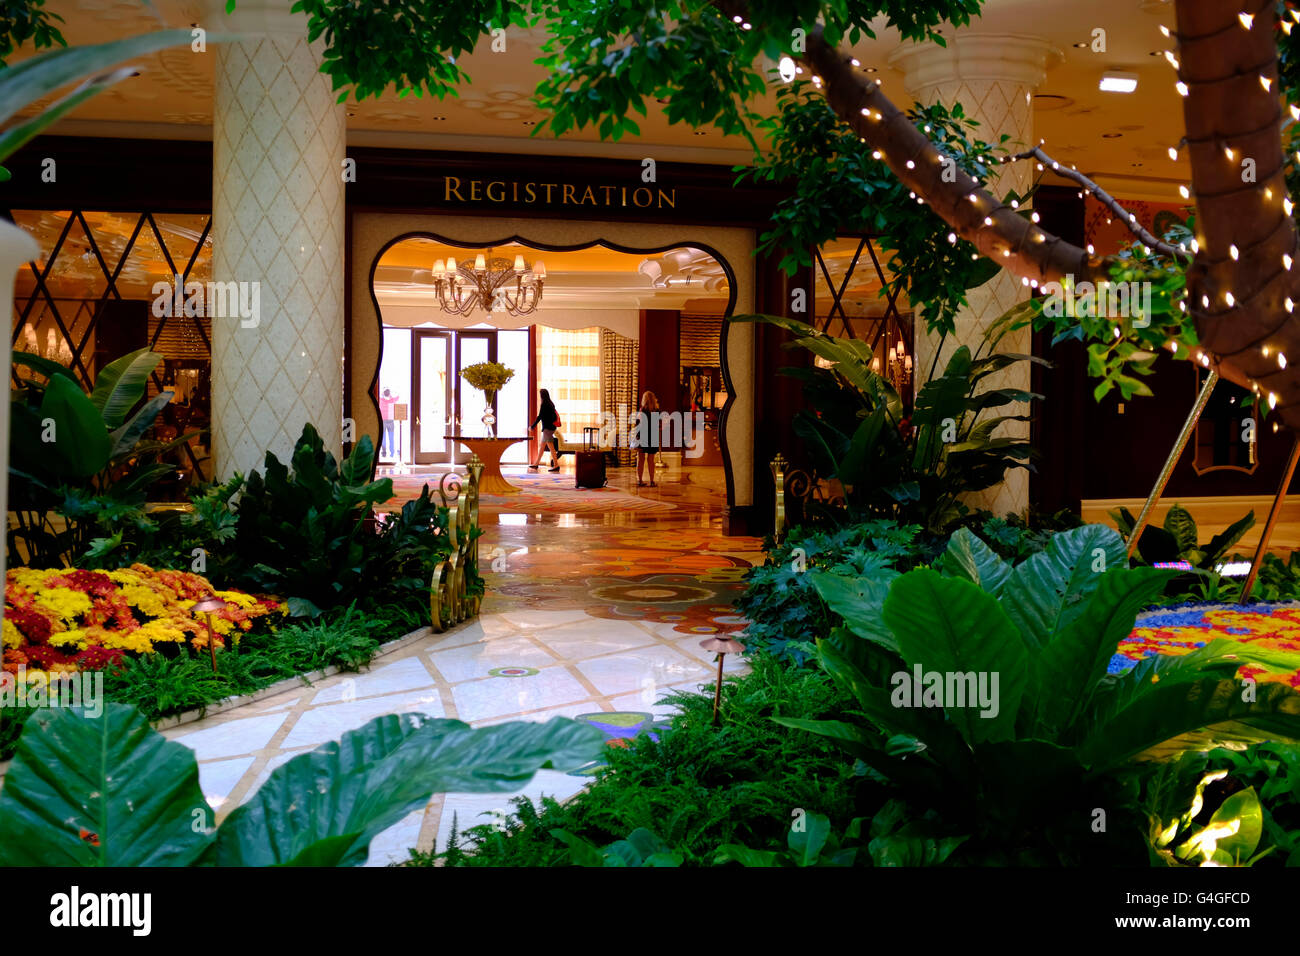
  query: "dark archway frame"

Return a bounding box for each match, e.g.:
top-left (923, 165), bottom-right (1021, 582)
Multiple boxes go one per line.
top-left (363, 230), bottom-right (741, 505)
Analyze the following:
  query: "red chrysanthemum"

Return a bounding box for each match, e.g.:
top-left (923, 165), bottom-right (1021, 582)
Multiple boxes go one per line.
top-left (23, 644), bottom-right (73, 668)
top-left (74, 646), bottom-right (125, 672)
top-left (49, 568), bottom-right (116, 597)
top-left (7, 604), bottom-right (54, 644)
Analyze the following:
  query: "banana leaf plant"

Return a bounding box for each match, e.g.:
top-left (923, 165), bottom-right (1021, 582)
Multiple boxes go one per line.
top-left (0, 704), bottom-right (604, 867)
top-left (1110, 503), bottom-right (1255, 572)
top-left (729, 314), bottom-right (1044, 532)
top-left (8, 348), bottom-right (196, 567)
top-left (783, 524), bottom-right (1300, 863)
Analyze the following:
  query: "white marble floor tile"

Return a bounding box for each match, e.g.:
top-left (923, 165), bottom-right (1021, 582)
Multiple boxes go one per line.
top-left (428, 634), bottom-right (559, 683)
top-left (529, 618), bottom-right (659, 659)
top-left (165, 712), bottom-right (288, 761)
top-left (195, 755), bottom-right (256, 812)
top-left (450, 669), bottom-right (593, 722)
top-left (497, 608), bottom-right (593, 630)
top-left (310, 657), bottom-right (437, 705)
top-left (576, 645), bottom-right (710, 697)
top-left (280, 690), bottom-right (445, 750)
top-left (471, 700), bottom-right (611, 728)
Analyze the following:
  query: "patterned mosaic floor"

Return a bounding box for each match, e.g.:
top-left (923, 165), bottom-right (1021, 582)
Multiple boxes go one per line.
top-left (159, 460), bottom-right (765, 865)
top-left (1115, 601), bottom-right (1300, 688)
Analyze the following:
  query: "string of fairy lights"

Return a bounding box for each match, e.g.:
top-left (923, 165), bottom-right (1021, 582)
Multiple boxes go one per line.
top-left (778, 3), bottom-right (1300, 422)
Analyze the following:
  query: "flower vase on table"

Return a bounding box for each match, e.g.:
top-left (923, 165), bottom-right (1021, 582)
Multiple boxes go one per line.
top-left (460, 362), bottom-right (515, 439)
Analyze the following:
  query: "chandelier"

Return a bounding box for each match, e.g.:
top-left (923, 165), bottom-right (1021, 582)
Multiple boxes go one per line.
top-left (431, 249), bottom-right (546, 316)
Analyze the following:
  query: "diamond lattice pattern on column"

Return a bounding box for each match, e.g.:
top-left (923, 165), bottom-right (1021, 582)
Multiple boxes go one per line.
top-left (212, 35), bottom-right (344, 479)
top-left (913, 77), bottom-right (1034, 518)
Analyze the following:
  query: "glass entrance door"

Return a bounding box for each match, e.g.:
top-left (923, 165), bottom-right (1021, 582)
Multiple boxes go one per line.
top-left (410, 328), bottom-right (529, 466)
top-left (412, 330), bottom-right (451, 464)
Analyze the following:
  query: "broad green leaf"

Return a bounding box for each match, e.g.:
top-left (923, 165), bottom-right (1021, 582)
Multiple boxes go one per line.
top-left (37, 374), bottom-right (112, 477)
top-left (1181, 787), bottom-right (1263, 865)
top-left (10, 350), bottom-right (79, 385)
top-left (108, 389), bottom-right (173, 458)
top-left (939, 527), bottom-right (1011, 594)
top-left (1203, 511), bottom-right (1256, 567)
top-left (210, 714), bottom-right (604, 866)
top-left (1162, 504), bottom-right (1198, 555)
top-left (0, 705), bottom-right (212, 866)
top-left (1028, 567), bottom-right (1174, 740)
top-left (89, 347), bottom-right (160, 428)
top-left (714, 843), bottom-right (784, 867)
top-left (811, 638), bottom-right (970, 774)
top-left (999, 524), bottom-right (1127, 650)
top-left (882, 569), bottom-right (1027, 745)
top-left (1079, 676), bottom-right (1300, 771)
top-left (788, 811), bottom-right (832, 866)
top-left (810, 570), bottom-right (900, 651)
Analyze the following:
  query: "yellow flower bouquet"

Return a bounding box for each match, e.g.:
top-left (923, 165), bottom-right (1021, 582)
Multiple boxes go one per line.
top-left (460, 361), bottom-right (515, 393)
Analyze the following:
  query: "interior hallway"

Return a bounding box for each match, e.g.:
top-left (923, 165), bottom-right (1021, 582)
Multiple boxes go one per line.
top-left (160, 458), bottom-right (765, 864)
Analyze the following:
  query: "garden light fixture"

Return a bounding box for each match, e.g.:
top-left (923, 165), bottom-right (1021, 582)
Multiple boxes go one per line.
top-left (192, 593), bottom-right (228, 673)
top-left (700, 636), bottom-right (745, 726)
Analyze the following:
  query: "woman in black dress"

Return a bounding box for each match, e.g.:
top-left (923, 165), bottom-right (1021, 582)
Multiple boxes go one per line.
top-left (635, 390), bottom-right (659, 487)
top-left (528, 388), bottom-right (562, 472)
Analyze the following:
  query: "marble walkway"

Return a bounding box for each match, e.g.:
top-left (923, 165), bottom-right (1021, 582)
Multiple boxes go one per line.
top-left (160, 460), bottom-right (764, 865)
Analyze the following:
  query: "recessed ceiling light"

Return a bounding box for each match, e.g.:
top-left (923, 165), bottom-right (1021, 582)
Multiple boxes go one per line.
top-left (693, 130), bottom-right (707, 136)
top-left (1148, 50), bottom-right (1162, 56)
top-left (864, 66), bottom-right (878, 73)
top-left (522, 120), bottom-right (536, 126)
top-left (1100, 72), bottom-right (1139, 93)
top-left (1102, 132), bottom-right (1122, 138)
top-left (1073, 41), bottom-right (1090, 48)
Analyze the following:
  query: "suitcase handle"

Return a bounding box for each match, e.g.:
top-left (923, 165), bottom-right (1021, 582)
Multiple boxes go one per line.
top-left (582, 426), bottom-right (599, 451)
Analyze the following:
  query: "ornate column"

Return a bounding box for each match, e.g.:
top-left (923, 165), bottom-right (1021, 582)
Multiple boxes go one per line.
top-left (889, 35), bottom-right (1061, 516)
top-left (208, 0), bottom-right (345, 476)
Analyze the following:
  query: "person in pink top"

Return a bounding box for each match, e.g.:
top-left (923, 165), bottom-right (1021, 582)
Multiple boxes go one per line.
top-left (378, 388), bottom-right (398, 458)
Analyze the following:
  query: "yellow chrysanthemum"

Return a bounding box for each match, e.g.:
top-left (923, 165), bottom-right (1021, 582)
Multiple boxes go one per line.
top-left (2, 618), bottom-right (21, 649)
top-left (47, 627), bottom-right (88, 649)
top-left (117, 584), bottom-right (169, 618)
top-left (34, 586), bottom-right (93, 623)
top-left (214, 590), bottom-right (257, 610)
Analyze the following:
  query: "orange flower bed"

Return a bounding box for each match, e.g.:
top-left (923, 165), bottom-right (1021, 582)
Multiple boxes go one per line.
top-left (2, 565), bottom-right (283, 676)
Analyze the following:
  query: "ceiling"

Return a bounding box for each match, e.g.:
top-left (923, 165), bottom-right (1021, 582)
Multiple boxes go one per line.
top-left (18, 0), bottom-right (1190, 200)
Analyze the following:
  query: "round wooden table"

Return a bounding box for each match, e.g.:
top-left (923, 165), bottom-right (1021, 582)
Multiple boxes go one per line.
top-left (447, 435), bottom-right (527, 495)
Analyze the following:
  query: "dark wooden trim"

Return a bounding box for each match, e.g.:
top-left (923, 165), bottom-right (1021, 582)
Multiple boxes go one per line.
top-left (0, 136), bottom-right (213, 211)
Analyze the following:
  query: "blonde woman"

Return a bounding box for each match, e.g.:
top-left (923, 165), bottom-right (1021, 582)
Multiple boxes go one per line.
top-left (634, 390), bottom-right (659, 487)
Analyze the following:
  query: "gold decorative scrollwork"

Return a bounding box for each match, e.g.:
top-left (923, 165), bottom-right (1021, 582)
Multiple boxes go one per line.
top-left (429, 455), bottom-right (485, 632)
top-left (772, 456), bottom-right (846, 540)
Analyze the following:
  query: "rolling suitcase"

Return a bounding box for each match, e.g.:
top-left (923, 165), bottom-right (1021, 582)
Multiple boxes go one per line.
top-left (575, 427), bottom-right (607, 489)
